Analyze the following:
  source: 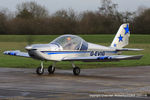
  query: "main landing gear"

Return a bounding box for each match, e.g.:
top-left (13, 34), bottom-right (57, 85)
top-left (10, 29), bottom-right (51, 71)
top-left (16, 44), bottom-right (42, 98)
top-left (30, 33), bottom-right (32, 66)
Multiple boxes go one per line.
top-left (48, 62), bottom-right (56, 74)
top-left (36, 61), bottom-right (80, 76)
top-left (72, 62), bottom-right (80, 76)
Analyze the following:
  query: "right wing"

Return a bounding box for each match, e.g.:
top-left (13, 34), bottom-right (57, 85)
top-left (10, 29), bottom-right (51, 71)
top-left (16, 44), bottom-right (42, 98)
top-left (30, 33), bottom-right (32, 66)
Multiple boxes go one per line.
top-left (3, 50), bottom-right (30, 58)
top-left (62, 55), bottom-right (143, 62)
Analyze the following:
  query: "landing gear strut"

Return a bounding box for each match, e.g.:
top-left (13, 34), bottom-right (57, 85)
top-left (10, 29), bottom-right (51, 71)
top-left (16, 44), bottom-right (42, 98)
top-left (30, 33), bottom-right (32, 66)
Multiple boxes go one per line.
top-left (48, 62), bottom-right (56, 74)
top-left (72, 62), bottom-right (80, 76)
top-left (36, 61), bottom-right (44, 75)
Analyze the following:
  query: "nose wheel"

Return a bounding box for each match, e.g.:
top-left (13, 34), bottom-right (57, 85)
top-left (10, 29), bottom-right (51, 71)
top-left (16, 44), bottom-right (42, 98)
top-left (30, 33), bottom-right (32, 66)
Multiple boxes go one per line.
top-left (36, 67), bottom-right (44, 75)
top-left (36, 62), bottom-right (44, 75)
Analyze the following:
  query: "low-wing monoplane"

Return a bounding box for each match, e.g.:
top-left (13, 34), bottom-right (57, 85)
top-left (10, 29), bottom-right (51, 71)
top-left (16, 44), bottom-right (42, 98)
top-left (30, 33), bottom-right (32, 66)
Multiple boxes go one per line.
top-left (4, 24), bottom-right (143, 75)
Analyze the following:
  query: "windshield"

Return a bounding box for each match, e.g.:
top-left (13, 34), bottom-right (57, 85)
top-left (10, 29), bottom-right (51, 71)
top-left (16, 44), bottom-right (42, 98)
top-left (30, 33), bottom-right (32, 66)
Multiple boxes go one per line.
top-left (51, 35), bottom-right (88, 50)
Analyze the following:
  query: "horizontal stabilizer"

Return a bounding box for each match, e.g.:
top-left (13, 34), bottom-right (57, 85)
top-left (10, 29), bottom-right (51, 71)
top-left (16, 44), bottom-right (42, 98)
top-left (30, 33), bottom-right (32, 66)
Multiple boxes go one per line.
top-left (3, 50), bottom-right (30, 58)
top-left (109, 55), bottom-right (143, 60)
top-left (116, 48), bottom-right (144, 51)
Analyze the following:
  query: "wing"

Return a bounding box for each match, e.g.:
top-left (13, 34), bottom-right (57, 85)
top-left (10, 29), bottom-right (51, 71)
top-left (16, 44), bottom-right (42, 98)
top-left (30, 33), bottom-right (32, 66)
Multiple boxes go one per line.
top-left (3, 50), bottom-right (30, 58)
top-left (62, 55), bottom-right (143, 62)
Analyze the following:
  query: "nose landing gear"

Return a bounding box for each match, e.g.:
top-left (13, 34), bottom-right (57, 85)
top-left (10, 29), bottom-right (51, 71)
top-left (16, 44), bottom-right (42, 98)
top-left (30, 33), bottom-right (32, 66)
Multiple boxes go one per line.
top-left (36, 61), bottom-right (44, 75)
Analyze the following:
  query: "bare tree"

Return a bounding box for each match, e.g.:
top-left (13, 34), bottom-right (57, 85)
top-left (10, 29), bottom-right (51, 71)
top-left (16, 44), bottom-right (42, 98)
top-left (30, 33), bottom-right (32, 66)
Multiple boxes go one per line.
top-left (16, 1), bottom-right (48, 19)
top-left (99, 0), bottom-right (118, 16)
top-left (0, 11), bottom-right (7, 34)
top-left (133, 8), bottom-right (150, 34)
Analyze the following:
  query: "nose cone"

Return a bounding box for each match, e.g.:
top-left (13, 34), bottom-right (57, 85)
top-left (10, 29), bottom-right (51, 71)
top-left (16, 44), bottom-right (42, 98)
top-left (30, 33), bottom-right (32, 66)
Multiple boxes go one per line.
top-left (25, 45), bottom-right (32, 50)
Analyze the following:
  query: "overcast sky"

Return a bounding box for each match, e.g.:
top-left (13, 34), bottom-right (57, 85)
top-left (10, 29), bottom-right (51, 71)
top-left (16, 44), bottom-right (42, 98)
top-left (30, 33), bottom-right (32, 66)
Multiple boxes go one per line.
top-left (0, 0), bottom-right (150, 14)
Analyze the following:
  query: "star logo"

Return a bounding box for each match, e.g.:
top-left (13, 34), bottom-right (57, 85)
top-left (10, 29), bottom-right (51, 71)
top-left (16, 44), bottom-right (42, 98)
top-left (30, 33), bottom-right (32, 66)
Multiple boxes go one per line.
top-left (118, 35), bottom-right (123, 42)
top-left (124, 24), bottom-right (129, 35)
top-left (114, 44), bottom-right (117, 47)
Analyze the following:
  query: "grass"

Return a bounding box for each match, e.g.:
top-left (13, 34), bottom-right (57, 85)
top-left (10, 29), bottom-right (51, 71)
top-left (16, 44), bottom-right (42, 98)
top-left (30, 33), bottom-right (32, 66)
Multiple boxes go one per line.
top-left (0, 35), bottom-right (150, 69)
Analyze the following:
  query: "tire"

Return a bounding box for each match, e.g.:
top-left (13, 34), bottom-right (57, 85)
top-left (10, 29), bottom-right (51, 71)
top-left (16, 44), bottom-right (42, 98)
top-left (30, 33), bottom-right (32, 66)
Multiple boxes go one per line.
top-left (48, 65), bottom-right (55, 74)
top-left (36, 67), bottom-right (44, 75)
top-left (73, 67), bottom-right (80, 76)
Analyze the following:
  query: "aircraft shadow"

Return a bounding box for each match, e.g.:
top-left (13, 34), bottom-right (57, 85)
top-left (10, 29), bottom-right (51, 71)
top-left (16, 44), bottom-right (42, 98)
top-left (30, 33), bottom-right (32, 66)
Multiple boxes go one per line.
top-left (37, 72), bottom-right (129, 81)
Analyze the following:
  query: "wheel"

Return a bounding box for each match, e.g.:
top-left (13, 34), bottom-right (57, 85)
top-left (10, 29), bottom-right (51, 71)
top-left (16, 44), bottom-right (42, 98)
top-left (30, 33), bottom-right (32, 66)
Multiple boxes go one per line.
top-left (48, 65), bottom-right (55, 74)
top-left (73, 67), bottom-right (80, 76)
top-left (36, 67), bottom-right (44, 75)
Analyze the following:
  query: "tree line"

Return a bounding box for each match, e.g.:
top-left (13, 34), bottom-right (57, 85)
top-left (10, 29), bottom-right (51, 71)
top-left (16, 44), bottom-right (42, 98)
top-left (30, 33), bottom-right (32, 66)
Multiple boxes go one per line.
top-left (0, 0), bottom-right (150, 35)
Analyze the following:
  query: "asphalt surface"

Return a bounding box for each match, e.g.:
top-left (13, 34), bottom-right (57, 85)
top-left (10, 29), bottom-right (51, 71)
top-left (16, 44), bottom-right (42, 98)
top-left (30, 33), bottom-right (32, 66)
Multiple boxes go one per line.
top-left (0, 66), bottom-right (150, 100)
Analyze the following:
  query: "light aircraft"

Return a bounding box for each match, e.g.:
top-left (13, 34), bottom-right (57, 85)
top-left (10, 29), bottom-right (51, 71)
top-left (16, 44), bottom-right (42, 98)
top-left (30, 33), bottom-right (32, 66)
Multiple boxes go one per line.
top-left (4, 23), bottom-right (143, 75)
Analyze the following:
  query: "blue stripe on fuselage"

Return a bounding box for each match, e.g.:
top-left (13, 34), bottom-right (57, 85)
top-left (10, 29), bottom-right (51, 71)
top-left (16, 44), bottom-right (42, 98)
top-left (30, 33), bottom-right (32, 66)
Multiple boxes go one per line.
top-left (41, 51), bottom-right (118, 55)
top-left (41, 51), bottom-right (90, 55)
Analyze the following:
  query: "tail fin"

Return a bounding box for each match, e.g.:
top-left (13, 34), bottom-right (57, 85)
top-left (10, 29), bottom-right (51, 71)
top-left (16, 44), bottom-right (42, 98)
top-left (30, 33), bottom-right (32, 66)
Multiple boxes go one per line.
top-left (110, 23), bottom-right (130, 49)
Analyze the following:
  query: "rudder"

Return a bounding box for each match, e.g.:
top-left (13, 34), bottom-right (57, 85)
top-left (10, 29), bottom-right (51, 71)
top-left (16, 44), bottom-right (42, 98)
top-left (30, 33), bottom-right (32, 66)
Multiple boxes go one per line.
top-left (110, 23), bottom-right (130, 49)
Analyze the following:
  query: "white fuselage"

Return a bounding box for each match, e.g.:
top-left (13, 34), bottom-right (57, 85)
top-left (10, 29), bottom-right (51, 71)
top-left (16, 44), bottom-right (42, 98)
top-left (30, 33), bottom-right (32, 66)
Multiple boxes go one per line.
top-left (26, 42), bottom-right (117, 61)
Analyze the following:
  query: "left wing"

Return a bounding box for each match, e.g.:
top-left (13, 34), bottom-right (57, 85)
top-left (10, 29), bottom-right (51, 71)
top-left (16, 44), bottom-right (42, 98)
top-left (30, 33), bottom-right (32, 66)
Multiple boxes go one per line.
top-left (62, 55), bottom-right (143, 62)
top-left (3, 50), bottom-right (30, 58)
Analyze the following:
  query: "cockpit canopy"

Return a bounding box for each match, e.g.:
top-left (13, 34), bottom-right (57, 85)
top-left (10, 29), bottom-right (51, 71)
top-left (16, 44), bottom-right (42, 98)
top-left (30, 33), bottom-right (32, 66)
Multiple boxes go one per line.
top-left (51, 35), bottom-right (88, 51)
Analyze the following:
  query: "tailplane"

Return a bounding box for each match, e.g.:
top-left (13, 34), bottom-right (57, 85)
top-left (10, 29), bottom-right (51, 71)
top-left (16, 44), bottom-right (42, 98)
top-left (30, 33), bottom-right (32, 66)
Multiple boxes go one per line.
top-left (111, 23), bottom-right (130, 49)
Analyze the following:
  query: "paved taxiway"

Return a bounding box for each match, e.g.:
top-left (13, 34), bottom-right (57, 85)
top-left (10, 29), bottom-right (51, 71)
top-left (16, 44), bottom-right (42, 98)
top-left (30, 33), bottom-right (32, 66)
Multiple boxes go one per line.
top-left (0, 66), bottom-right (150, 100)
